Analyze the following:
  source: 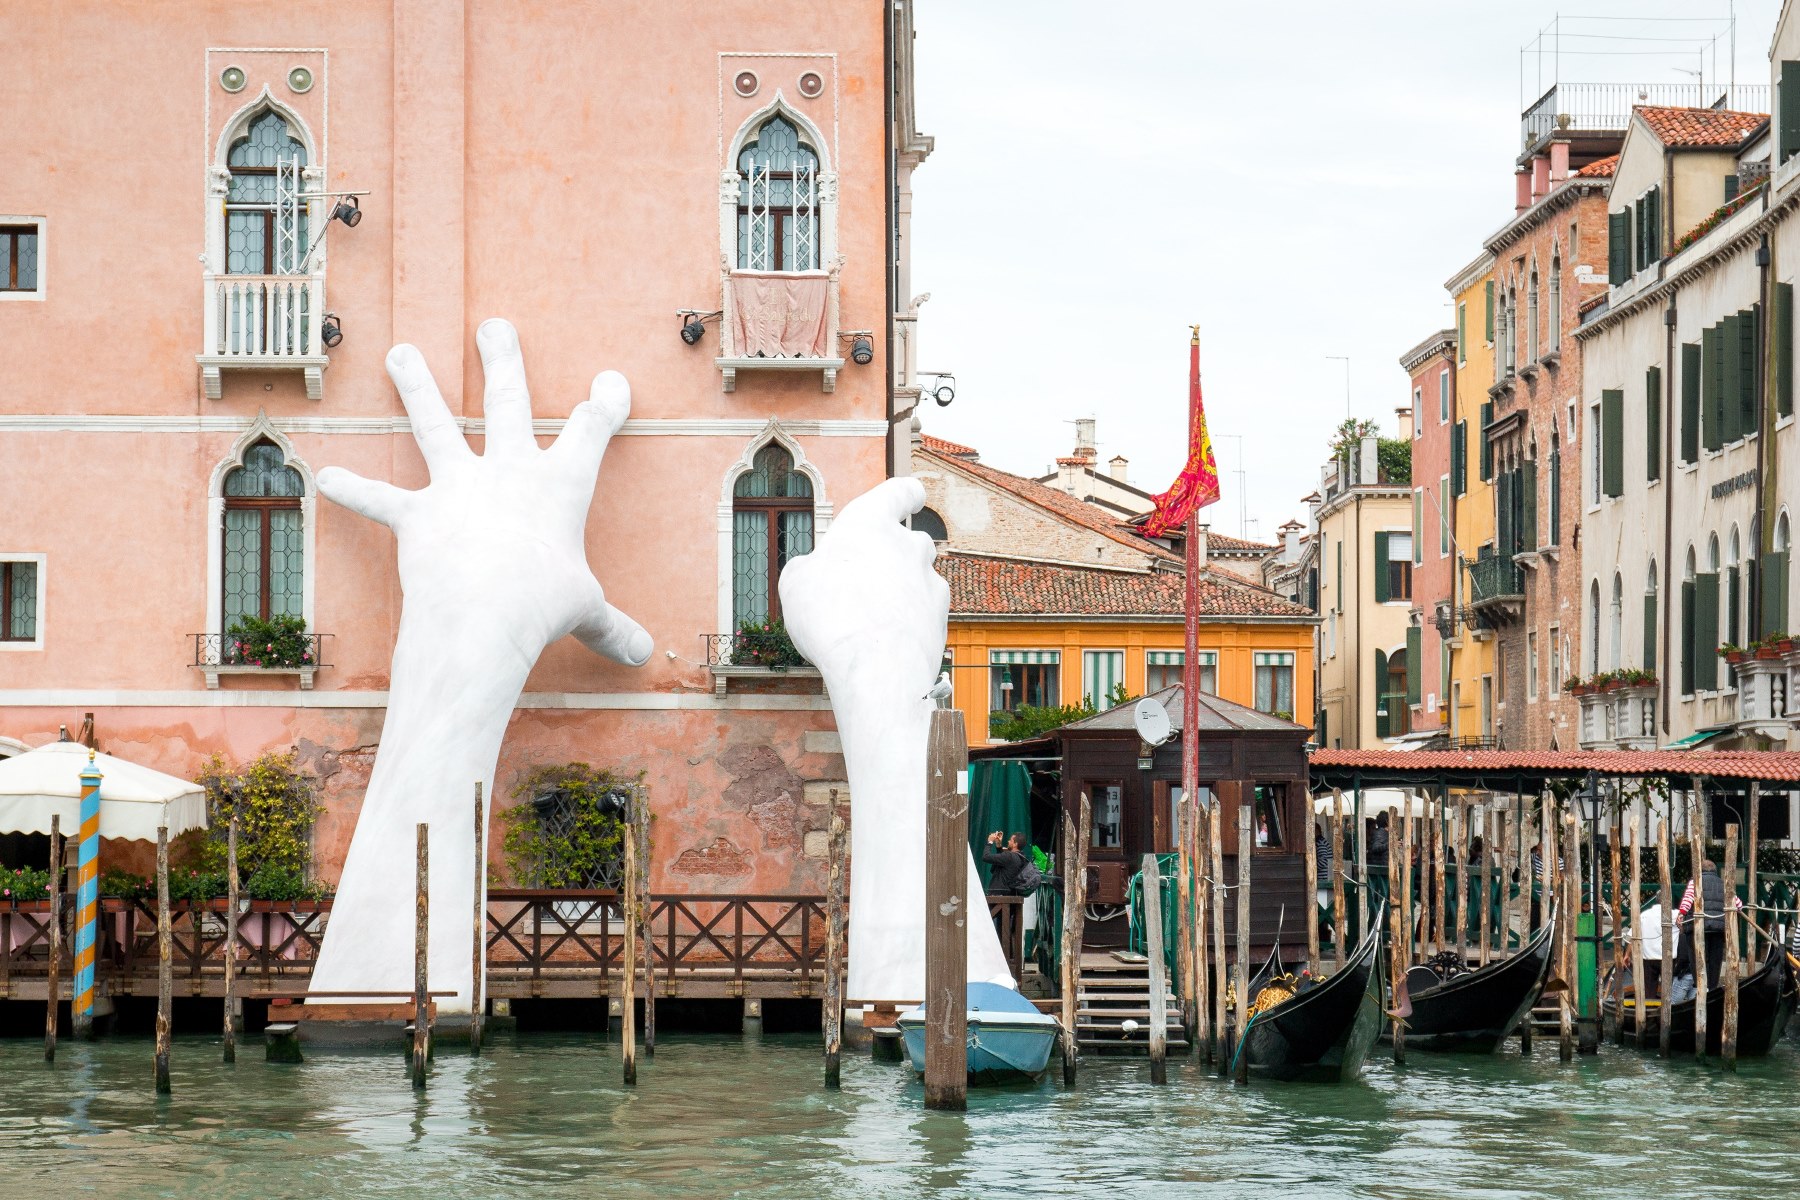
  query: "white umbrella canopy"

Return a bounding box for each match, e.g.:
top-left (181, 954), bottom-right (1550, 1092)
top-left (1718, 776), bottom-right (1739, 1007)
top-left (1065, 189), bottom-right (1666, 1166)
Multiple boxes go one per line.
top-left (0, 741), bottom-right (207, 842)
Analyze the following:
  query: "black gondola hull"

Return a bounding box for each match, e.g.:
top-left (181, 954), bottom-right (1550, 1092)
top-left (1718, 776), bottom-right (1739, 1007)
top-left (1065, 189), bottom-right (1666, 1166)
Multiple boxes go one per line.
top-left (1382, 907), bottom-right (1556, 1053)
top-left (1611, 943), bottom-right (1795, 1057)
top-left (1241, 904), bottom-right (1385, 1082)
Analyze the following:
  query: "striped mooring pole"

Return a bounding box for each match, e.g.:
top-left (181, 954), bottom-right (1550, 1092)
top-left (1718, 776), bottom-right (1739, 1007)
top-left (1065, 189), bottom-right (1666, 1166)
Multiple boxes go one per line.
top-left (72, 753), bottom-right (101, 1038)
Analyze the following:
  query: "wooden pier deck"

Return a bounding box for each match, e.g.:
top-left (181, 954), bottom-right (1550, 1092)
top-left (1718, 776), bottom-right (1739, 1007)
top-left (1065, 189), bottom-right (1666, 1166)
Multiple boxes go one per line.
top-left (1, 891), bottom-right (1026, 1005)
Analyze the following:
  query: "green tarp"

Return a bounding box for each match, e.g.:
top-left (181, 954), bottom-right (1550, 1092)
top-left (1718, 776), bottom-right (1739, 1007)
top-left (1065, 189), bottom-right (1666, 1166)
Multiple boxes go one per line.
top-left (968, 759), bottom-right (1032, 887)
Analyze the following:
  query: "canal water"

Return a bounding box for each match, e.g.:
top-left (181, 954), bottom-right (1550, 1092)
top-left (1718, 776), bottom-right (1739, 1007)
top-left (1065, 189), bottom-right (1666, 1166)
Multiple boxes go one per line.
top-left (2, 1031), bottom-right (1796, 1199)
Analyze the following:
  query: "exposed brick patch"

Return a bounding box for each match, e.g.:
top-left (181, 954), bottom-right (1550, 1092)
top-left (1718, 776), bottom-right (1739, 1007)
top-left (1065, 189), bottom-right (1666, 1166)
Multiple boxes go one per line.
top-left (670, 837), bottom-right (753, 876)
top-left (748, 795), bottom-right (801, 850)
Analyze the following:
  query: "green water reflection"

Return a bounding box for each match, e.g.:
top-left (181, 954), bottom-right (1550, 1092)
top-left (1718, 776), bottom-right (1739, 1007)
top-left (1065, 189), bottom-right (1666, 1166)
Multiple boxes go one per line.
top-left (2, 1032), bottom-right (1797, 1198)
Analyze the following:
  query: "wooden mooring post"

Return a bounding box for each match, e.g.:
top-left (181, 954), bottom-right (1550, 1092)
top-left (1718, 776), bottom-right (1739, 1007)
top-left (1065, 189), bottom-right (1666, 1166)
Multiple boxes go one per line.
top-left (45, 814), bottom-right (60, 1064)
top-left (1176, 789), bottom-right (1196, 1048)
top-left (1628, 811), bottom-right (1644, 1049)
top-left (1233, 803), bottom-right (1251, 1085)
top-left (224, 813), bottom-right (238, 1064)
top-left (1606, 797), bottom-right (1622, 1044)
top-left (923, 708), bottom-right (969, 1112)
top-left (1558, 807), bottom-right (1575, 1063)
top-left (1449, 801), bottom-right (1464, 963)
top-left (155, 823), bottom-right (172, 1095)
top-left (1389, 804), bottom-right (1406, 1066)
top-left (1059, 793), bottom-right (1089, 1086)
top-left (1210, 789), bottom-right (1228, 1078)
top-left (1722, 822), bottom-right (1740, 1070)
top-left (1483, 808), bottom-right (1499, 970)
top-left (1687, 779), bottom-right (1708, 1061)
top-left (412, 822), bottom-right (429, 1090)
top-left (636, 789), bottom-right (656, 1058)
top-left (1656, 799), bottom-right (1675, 1058)
top-left (1144, 853), bottom-right (1169, 1084)
top-left (1303, 798), bottom-right (1319, 977)
top-left (823, 804), bottom-right (847, 1089)
top-left (471, 783), bottom-right (484, 1056)
top-left (1194, 801), bottom-right (1211, 1063)
top-left (1746, 781), bottom-right (1761, 964)
top-left (621, 806), bottom-right (638, 1086)
top-left (1330, 790), bottom-right (1345, 973)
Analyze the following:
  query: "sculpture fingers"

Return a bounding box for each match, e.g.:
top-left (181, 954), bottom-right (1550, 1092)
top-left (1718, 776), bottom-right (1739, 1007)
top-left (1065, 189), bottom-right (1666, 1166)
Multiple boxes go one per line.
top-left (475, 318), bottom-right (539, 460)
top-left (835, 476), bottom-right (926, 530)
top-left (386, 344), bottom-right (474, 474)
top-left (549, 370), bottom-right (631, 490)
top-left (318, 466), bottom-right (415, 530)
top-left (570, 579), bottom-right (653, 666)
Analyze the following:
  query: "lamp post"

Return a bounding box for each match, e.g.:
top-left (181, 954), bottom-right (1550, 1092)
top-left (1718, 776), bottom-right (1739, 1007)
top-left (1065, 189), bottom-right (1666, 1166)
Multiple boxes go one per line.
top-left (1575, 770), bottom-right (1603, 1053)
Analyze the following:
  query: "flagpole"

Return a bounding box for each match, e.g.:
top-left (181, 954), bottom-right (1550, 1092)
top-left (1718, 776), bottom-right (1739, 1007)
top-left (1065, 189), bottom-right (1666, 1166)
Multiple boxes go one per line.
top-left (1180, 328), bottom-right (1203, 1046)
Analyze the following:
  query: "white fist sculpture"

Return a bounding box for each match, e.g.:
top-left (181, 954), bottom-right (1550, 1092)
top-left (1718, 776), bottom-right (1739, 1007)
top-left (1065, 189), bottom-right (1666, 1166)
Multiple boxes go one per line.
top-left (779, 477), bottom-right (1014, 1003)
top-left (309, 319), bottom-right (651, 1010)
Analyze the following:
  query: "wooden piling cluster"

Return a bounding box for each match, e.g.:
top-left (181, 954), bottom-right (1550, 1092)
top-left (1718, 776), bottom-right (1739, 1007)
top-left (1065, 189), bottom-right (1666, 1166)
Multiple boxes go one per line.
top-left (1059, 793), bottom-right (1090, 1086)
top-left (45, 814), bottom-right (60, 1064)
top-left (412, 822), bottom-right (429, 1090)
top-left (470, 783), bottom-right (485, 1056)
top-left (636, 792), bottom-right (656, 1058)
top-left (155, 824), bottom-right (172, 1095)
top-left (1232, 805), bottom-right (1250, 1085)
top-left (1686, 780), bottom-right (1708, 1060)
top-left (224, 814), bottom-right (239, 1064)
top-left (621, 805), bottom-right (638, 1086)
top-left (1722, 822), bottom-right (1741, 1069)
top-left (1388, 804), bottom-right (1406, 1066)
top-left (1143, 854), bottom-right (1168, 1085)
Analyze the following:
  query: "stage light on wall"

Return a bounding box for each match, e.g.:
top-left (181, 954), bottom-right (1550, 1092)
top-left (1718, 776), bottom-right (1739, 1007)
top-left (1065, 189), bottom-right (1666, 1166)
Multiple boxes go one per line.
top-left (321, 312), bottom-right (343, 348)
top-left (850, 336), bottom-right (874, 365)
top-left (676, 309), bottom-right (721, 346)
top-left (331, 196), bottom-right (363, 227)
top-left (921, 371), bottom-right (957, 407)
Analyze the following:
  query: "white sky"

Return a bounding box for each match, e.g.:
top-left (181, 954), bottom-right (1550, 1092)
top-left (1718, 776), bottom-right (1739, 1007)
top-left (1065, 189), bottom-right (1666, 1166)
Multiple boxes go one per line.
top-left (908, 1), bottom-right (1778, 543)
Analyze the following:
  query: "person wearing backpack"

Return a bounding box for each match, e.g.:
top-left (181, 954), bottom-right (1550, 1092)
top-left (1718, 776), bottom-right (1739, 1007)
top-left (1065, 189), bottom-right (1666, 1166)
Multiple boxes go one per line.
top-left (983, 830), bottom-right (1030, 895)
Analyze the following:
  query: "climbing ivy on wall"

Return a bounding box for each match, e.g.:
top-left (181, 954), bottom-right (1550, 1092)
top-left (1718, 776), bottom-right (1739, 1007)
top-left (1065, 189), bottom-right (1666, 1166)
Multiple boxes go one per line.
top-left (501, 763), bottom-right (641, 889)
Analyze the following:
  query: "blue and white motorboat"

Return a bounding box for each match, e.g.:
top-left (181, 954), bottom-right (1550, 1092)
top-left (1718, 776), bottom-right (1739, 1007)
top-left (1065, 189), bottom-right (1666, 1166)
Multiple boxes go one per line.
top-left (897, 981), bottom-right (1060, 1085)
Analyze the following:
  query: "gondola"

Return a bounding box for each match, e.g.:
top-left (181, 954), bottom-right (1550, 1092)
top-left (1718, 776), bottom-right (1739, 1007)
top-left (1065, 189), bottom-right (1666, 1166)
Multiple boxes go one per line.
top-left (1234, 901), bottom-right (1386, 1082)
top-left (1610, 938), bottom-right (1797, 1057)
top-left (1379, 902), bottom-right (1556, 1053)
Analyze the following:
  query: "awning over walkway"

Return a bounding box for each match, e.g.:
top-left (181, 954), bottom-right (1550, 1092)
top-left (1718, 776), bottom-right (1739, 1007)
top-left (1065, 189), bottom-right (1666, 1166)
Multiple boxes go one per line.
top-left (1309, 748), bottom-right (1800, 790)
top-left (0, 742), bottom-right (207, 841)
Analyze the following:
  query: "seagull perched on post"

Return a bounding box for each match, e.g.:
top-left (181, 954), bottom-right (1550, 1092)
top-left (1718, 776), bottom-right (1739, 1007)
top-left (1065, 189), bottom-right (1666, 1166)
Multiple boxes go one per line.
top-left (922, 671), bottom-right (954, 705)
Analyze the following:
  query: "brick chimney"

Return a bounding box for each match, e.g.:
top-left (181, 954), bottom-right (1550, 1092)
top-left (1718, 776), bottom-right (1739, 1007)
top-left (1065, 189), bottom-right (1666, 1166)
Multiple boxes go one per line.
top-left (1073, 417), bottom-right (1097, 459)
top-left (1395, 405), bottom-right (1413, 442)
top-left (1195, 523), bottom-right (1209, 567)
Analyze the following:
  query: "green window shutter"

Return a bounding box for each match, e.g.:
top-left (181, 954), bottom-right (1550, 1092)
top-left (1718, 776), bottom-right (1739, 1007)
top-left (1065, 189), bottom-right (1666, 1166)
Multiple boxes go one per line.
top-left (1453, 421), bottom-right (1467, 495)
top-left (1782, 61), bottom-right (1800, 162)
top-left (1643, 589), bottom-right (1657, 673)
top-left (1548, 448), bottom-right (1561, 544)
top-left (1680, 579), bottom-right (1696, 694)
top-left (1694, 573), bottom-right (1720, 691)
top-left (1457, 304), bottom-right (1466, 361)
top-left (1645, 366), bottom-right (1662, 481)
top-left (1336, 541), bottom-right (1343, 613)
top-left (1521, 460), bottom-right (1538, 551)
top-left (1721, 316), bottom-right (1742, 444)
top-left (1725, 174), bottom-right (1740, 202)
top-left (1601, 388), bottom-right (1624, 497)
top-left (1609, 211), bottom-right (1629, 283)
top-left (1484, 280), bottom-right (1495, 340)
top-left (1680, 342), bottom-right (1701, 461)
top-left (1703, 325), bottom-right (1724, 451)
top-left (1405, 625), bottom-right (1422, 706)
top-left (1740, 307), bottom-right (1760, 436)
top-left (1646, 187), bottom-right (1660, 261)
top-left (1727, 567), bottom-right (1742, 647)
top-left (1634, 199), bottom-right (1648, 271)
top-left (1373, 531), bottom-right (1390, 603)
top-left (1777, 283), bottom-right (1794, 418)
top-left (1478, 402), bottom-right (1493, 479)
top-left (1496, 472), bottom-right (1513, 559)
top-left (1412, 491), bottom-right (1423, 564)
top-left (1373, 648), bottom-right (1390, 739)
top-left (1761, 551), bottom-right (1790, 637)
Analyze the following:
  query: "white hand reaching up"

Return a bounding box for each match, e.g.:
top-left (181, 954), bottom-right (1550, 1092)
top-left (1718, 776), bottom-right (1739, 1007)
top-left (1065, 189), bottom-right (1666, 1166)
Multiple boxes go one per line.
top-left (309, 319), bottom-right (649, 1009)
top-left (780, 478), bottom-right (1014, 1003)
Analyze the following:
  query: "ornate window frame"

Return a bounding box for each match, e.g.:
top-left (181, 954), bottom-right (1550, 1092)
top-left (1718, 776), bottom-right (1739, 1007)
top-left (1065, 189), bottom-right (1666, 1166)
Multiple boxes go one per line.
top-left (203, 413), bottom-right (317, 678)
top-left (715, 421), bottom-right (832, 636)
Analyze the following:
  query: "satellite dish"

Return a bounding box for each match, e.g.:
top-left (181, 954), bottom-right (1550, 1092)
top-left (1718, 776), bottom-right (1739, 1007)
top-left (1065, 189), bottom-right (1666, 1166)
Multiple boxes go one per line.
top-left (1133, 697), bottom-right (1173, 746)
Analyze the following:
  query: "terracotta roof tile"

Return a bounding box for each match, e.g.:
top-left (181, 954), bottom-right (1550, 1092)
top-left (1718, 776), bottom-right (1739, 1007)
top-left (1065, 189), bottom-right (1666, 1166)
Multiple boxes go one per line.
top-left (1310, 748), bottom-right (1800, 783)
top-left (918, 442), bottom-right (1179, 561)
top-left (919, 433), bottom-right (978, 459)
top-left (938, 552), bottom-right (1315, 619)
top-left (1575, 154), bottom-right (1619, 177)
top-left (1200, 531), bottom-right (1276, 554)
top-left (1636, 105), bottom-right (1767, 149)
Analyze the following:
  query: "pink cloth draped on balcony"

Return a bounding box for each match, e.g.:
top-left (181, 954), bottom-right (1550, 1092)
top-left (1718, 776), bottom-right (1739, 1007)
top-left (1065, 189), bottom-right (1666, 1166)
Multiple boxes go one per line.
top-left (729, 271), bottom-right (829, 358)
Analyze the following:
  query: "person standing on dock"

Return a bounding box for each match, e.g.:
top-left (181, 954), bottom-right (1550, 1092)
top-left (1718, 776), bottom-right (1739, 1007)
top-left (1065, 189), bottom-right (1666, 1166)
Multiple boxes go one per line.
top-left (983, 831), bottom-right (1029, 896)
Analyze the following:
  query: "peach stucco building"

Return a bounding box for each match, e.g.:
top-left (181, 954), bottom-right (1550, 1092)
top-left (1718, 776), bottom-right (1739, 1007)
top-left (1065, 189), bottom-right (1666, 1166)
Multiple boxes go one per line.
top-left (0, 3), bottom-right (935, 895)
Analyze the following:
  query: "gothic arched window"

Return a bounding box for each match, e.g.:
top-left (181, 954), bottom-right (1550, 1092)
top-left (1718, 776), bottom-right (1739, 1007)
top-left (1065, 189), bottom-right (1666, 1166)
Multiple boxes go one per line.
top-left (737, 115), bottom-right (821, 272)
top-left (222, 441), bottom-right (304, 631)
top-left (732, 444), bottom-right (814, 626)
top-left (225, 111), bottom-right (308, 276)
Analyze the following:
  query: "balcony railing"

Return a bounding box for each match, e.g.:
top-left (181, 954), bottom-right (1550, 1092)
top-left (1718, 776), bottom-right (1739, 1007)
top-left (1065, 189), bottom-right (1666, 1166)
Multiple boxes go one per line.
top-left (193, 632), bottom-right (330, 690)
top-left (1466, 554), bottom-right (1524, 606)
top-left (715, 268), bottom-right (845, 393)
top-left (1522, 82), bottom-right (1771, 149)
top-left (198, 272), bottom-right (328, 400)
top-left (702, 632), bottom-right (818, 698)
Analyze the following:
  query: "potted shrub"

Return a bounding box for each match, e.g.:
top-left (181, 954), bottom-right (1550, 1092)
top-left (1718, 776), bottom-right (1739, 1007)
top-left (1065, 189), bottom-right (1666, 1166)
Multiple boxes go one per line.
top-left (1719, 643), bottom-right (1748, 666)
top-left (1754, 635), bottom-right (1782, 660)
top-left (3, 865), bottom-right (52, 908)
top-left (1772, 632), bottom-right (1798, 654)
top-left (1615, 668), bottom-right (1656, 689)
top-left (1565, 676), bottom-right (1588, 696)
top-left (728, 617), bottom-right (807, 670)
top-left (223, 613), bottom-right (315, 669)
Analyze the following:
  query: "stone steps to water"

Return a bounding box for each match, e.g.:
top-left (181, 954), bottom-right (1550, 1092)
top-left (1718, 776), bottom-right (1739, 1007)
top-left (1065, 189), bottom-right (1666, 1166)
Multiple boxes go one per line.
top-left (1072, 955), bottom-right (1185, 1052)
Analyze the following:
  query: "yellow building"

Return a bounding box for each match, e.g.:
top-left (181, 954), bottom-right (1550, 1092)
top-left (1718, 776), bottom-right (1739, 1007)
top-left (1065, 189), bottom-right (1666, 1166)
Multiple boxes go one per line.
top-left (911, 432), bottom-right (1317, 744)
top-left (1446, 255), bottom-right (1500, 743)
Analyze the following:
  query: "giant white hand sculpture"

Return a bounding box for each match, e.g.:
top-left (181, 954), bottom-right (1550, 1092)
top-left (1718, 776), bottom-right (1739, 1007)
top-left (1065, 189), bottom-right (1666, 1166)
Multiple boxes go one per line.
top-left (309, 319), bottom-right (651, 1010)
top-left (779, 477), bottom-right (1014, 1003)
